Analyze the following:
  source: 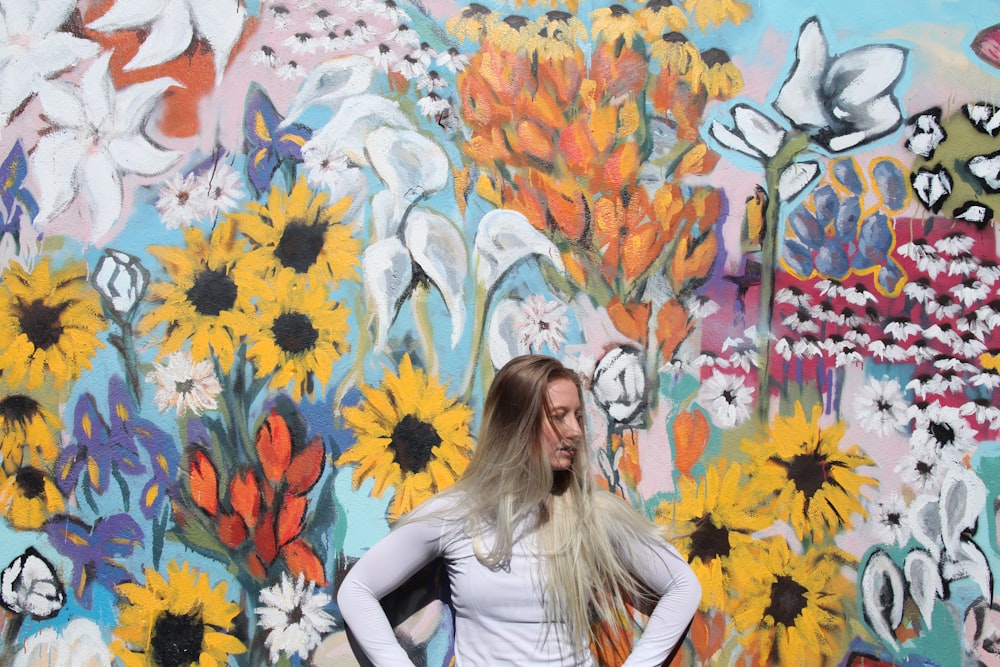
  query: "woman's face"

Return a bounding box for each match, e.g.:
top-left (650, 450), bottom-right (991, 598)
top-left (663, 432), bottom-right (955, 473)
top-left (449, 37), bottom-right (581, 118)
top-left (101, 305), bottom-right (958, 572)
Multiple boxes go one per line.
top-left (540, 378), bottom-right (583, 471)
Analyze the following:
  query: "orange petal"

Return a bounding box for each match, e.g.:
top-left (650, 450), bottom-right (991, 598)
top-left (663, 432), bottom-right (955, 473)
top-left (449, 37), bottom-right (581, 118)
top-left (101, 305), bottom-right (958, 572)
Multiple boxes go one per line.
top-left (656, 299), bottom-right (693, 363)
top-left (600, 142), bottom-right (640, 191)
top-left (670, 229), bottom-right (718, 291)
top-left (257, 411), bottom-right (292, 483)
top-left (254, 511), bottom-right (278, 564)
top-left (217, 512), bottom-right (248, 549)
top-left (607, 298), bottom-right (651, 344)
top-left (230, 469), bottom-right (261, 529)
top-left (188, 450), bottom-right (218, 516)
top-left (286, 436), bottom-right (325, 496)
top-left (672, 409), bottom-right (710, 477)
top-left (514, 120), bottom-right (556, 167)
top-left (283, 539), bottom-right (328, 587)
top-left (558, 119), bottom-right (597, 174)
top-left (277, 493), bottom-right (307, 546)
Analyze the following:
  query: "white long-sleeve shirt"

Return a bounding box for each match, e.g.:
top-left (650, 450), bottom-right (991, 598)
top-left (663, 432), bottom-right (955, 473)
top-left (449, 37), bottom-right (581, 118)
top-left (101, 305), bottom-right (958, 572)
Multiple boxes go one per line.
top-left (337, 496), bottom-right (701, 666)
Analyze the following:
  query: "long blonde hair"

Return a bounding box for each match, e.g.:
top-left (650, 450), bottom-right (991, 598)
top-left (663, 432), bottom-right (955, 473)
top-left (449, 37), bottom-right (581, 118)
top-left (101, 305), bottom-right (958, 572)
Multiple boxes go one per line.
top-left (422, 355), bottom-right (668, 652)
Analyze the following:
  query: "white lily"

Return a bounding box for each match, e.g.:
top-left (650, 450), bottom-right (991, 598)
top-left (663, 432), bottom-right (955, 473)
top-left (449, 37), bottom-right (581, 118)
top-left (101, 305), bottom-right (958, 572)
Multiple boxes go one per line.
top-left (362, 237), bottom-right (412, 350)
top-left (473, 209), bottom-right (565, 296)
top-left (404, 209), bottom-right (468, 348)
top-left (487, 298), bottom-right (526, 370)
top-left (709, 103), bottom-right (786, 160)
top-left (87, 0), bottom-right (246, 85)
top-left (774, 18), bottom-right (907, 153)
top-left (860, 550), bottom-right (904, 650)
top-left (0, 0), bottom-right (99, 130)
top-left (282, 56), bottom-right (376, 128)
top-left (367, 126), bottom-right (449, 204)
top-left (30, 53), bottom-right (181, 243)
top-left (310, 94), bottom-right (414, 167)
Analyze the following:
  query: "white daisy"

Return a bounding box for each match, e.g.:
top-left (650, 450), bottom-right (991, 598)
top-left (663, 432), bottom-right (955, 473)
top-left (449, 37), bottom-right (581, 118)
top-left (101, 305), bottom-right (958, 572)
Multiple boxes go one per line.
top-left (781, 308), bottom-right (819, 334)
top-left (697, 370), bottom-right (753, 428)
top-left (895, 441), bottom-right (949, 493)
top-left (686, 295), bottom-right (720, 319)
top-left (931, 355), bottom-right (977, 374)
top-left (775, 285), bottom-right (812, 308)
top-left (413, 42), bottom-right (438, 67)
top-left (960, 398), bottom-right (1000, 429)
top-left (691, 351), bottom-right (730, 370)
top-left (792, 335), bottom-right (822, 359)
top-left (924, 323), bottom-right (960, 348)
top-left (976, 259), bottom-right (1000, 286)
top-left (883, 316), bottom-right (922, 341)
top-left (925, 294), bottom-right (961, 321)
top-left (267, 4), bottom-right (293, 29)
top-left (256, 573), bottom-right (337, 663)
top-left (774, 336), bottom-right (795, 362)
top-left (867, 337), bottom-right (908, 362)
top-left (517, 295), bottom-right (568, 353)
top-left (904, 375), bottom-right (936, 400)
top-left (976, 301), bottom-right (1000, 329)
top-left (373, 0), bottom-right (407, 22)
top-left (844, 325), bottom-right (871, 346)
top-left (840, 308), bottom-right (866, 329)
top-left (855, 376), bottom-right (907, 436)
top-left (388, 23), bottom-right (421, 48)
top-left (869, 494), bottom-right (912, 548)
top-left (416, 93), bottom-right (451, 119)
top-left (309, 9), bottom-right (342, 31)
top-left (934, 232), bottom-right (974, 256)
top-left (956, 333), bottom-right (987, 359)
top-left (816, 279), bottom-right (845, 299)
top-left (284, 32), bottom-right (320, 55)
top-left (905, 338), bottom-right (936, 363)
top-left (352, 20), bottom-right (376, 42)
top-left (155, 172), bottom-right (211, 230)
top-left (250, 44), bottom-right (280, 69)
top-left (903, 277), bottom-right (936, 304)
top-left (947, 253), bottom-right (980, 277)
top-left (970, 368), bottom-right (1000, 390)
top-left (910, 403), bottom-right (977, 455)
top-left (843, 282), bottom-right (878, 306)
top-left (436, 47), bottom-right (470, 73)
top-left (367, 43), bottom-right (399, 71)
top-left (957, 311), bottom-right (989, 338)
top-left (898, 239), bottom-right (946, 278)
top-left (950, 277), bottom-right (990, 306)
top-left (393, 53), bottom-right (426, 79)
top-left (416, 70), bottom-right (449, 93)
top-left (201, 159), bottom-right (246, 218)
top-left (302, 142), bottom-right (352, 190)
top-left (277, 60), bottom-right (307, 80)
top-left (927, 370), bottom-right (965, 393)
top-left (146, 352), bottom-right (222, 416)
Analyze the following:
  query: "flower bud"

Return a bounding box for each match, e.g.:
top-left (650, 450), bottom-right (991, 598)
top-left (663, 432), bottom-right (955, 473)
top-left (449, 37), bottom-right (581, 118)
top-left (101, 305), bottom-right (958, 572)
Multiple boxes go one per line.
top-left (591, 345), bottom-right (646, 425)
top-left (91, 249), bottom-right (149, 317)
top-left (1, 547), bottom-right (65, 619)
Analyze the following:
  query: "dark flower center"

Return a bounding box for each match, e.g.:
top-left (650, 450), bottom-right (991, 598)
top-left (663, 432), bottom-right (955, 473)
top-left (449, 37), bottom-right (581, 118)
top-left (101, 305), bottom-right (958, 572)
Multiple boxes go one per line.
top-left (915, 460), bottom-right (933, 476)
top-left (175, 379), bottom-right (195, 394)
top-left (609, 4), bottom-right (629, 16)
top-left (272, 312), bottom-right (319, 354)
top-left (929, 421), bottom-right (955, 447)
top-left (274, 222), bottom-right (326, 273)
top-left (764, 575), bottom-right (809, 627)
top-left (688, 514), bottom-right (730, 562)
top-left (662, 31), bottom-right (688, 44)
top-left (390, 414), bottom-right (441, 473)
top-left (0, 395), bottom-right (41, 425)
top-left (16, 299), bottom-right (67, 349)
top-left (784, 451), bottom-right (829, 498)
top-left (186, 269), bottom-right (237, 317)
top-left (150, 609), bottom-right (205, 667)
top-left (15, 467), bottom-right (45, 499)
top-left (504, 14), bottom-right (530, 29)
top-left (701, 47), bottom-right (730, 67)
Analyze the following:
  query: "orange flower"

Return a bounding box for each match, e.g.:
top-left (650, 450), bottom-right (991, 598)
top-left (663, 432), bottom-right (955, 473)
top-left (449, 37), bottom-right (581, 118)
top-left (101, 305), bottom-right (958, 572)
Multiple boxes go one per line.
top-left (670, 226), bottom-right (718, 291)
top-left (277, 493), bottom-right (307, 546)
top-left (599, 141), bottom-right (640, 191)
top-left (613, 430), bottom-right (642, 489)
top-left (591, 42), bottom-right (649, 101)
top-left (188, 450), bottom-right (218, 516)
top-left (513, 120), bottom-right (556, 166)
top-left (559, 117), bottom-right (599, 174)
top-left (536, 51), bottom-right (586, 106)
top-left (656, 298), bottom-right (693, 362)
top-left (256, 411), bottom-right (292, 484)
top-left (230, 469), bottom-right (261, 529)
top-left (285, 435), bottom-right (325, 496)
top-left (593, 190), bottom-right (666, 284)
top-left (218, 512), bottom-right (248, 549)
top-left (672, 409), bottom-right (710, 477)
top-left (254, 511), bottom-right (278, 564)
top-left (539, 174), bottom-right (590, 241)
top-left (283, 539), bottom-right (327, 587)
top-left (607, 298), bottom-right (651, 344)
top-left (675, 143), bottom-right (721, 178)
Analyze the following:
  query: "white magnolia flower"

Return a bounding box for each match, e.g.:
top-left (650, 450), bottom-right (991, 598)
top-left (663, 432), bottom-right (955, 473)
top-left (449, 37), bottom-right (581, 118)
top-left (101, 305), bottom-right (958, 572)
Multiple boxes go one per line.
top-left (155, 171), bottom-right (212, 229)
top-left (0, 0), bottom-right (99, 130)
top-left (87, 0), bottom-right (247, 85)
top-left (969, 153), bottom-right (1000, 192)
top-left (14, 618), bottom-right (111, 667)
top-left (912, 166), bottom-right (953, 213)
top-left (955, 201), bottom-right (993, 227)
top-left (905, 110), bottom-right (946, 158)
top-left (774, 18), bottom-right (907, 153)
top-left (0, 548), bottom-right (65, 619)
top-left (698, 370), bottom-right (753, 428)
top-left (31, 54), bottom-right (181, 242)
top-left (709, 103), bottom-right (787, 160)
top-left (147, 352), bottom-right (222, 416)
top-left (855, 376), bottom-right (906, 436)
top-left (517, 295), bottom-right (568, 353)
top-left (257, 573), bottom-right (337, 663)
top-left (591, 346), bottom-right (646, 425)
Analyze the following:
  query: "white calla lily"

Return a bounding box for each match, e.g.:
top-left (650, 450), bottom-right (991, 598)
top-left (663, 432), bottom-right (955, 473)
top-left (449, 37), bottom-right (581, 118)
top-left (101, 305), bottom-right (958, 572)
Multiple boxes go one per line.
top-left (282, 56), bottom-right (376, 128)
top-left (31, 54), bottom-right (181, 242)
top-left (88, 0), bottom-right (246, 85)
top-left (474, 210), bottom-right (565, 294)
top-left (362, 237), bottom-right (413, 349)
top-left (939, 466), bottom-right (986, 556)
top-left (861, 550), bottom-right (905, 650)
top-left (774, 18), bottom-right (907, 153)
top-left (312, 94), bottom-right (414, 165)
top-left (404, 209), bottom-right (468, 347)
top-left (778, 161), bottom-right (820, 201)
top-left (903, 549), bottom-right (942, 630)
top-left (487, 298), bottom-right (526, 370)
top-left (370, 189), bottom-right (400, 240)
top-left (709, 104), bottom-right (786, 160)
top-left (367, 127), bottom-right (449, 203)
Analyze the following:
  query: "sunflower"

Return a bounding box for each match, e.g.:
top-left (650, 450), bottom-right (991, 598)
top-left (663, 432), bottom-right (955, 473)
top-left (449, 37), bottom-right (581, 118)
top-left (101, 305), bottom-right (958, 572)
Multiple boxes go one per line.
top-left (0, 258), bottom-right (106, 390)
top-left (112, 561), bottom-right (246, 667)
top-left (650, 31), bottom-right (700, 76)
top-left (137, 219), bottom-right (256, 373)
top-left (741, 402), bottom-right (876, 542)
top-left (446, 3), bottom-right (497, 43)
top-left (525, 12), bottom-right (588, 61)
top-left (0, 394), bottom-right (61, 471)
top-left (657, 460), bottom-right (771, 612)
top-left (731, 538), bottom-right (852, 664)
top-left (636, 0), bottom-right (688, 38)
top-left (245, 270), bottom-right (351, 400)
top-left (230, 174), bottom-right (359, 286)
top-left (697, 48), bottom-right (743, 99)
top-left (337, 355), bottom-right (474, 519)
top-left (0, 465), bottom-right (65, 530)
top-left (683, 0), bottom-right (751, 30)
top-left (590, 5), bottom-right (642, 47)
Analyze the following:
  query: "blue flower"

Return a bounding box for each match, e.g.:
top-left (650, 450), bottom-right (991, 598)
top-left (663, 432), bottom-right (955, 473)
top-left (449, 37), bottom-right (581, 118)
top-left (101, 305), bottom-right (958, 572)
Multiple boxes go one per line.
top-left (0, 140), bottom-right (39, 235)
top-left (243, 83), bottom-right (312, 194)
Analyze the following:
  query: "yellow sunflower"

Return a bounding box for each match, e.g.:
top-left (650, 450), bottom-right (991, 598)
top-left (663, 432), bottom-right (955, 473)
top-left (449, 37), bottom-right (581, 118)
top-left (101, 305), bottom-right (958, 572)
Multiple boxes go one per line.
top-left (656, 460), bottom-right (771, 612)
top-left (741, 402), bottom-right (876, 542)
top-left (0, 465), bottom-right (65, 530)
top-left (591, 5), bottom-right (642, 47)
top-left (636, 0), bottom-right (688, 38)
top-left (525, 12), bottom-right (588, 61)
top-left (697, 48), bottom-right (743, 99)
top-left (0, 258), bottom-right (106, 390)
top-left (230, 174), bottom-right (359, 286)
top-left (245, 269), bottom-right (351, 400)
top-left (650, 31), bottom-right (700, 76)
top-left (0, 394), bottom-right (61, 471)
top-left (337, 355), bottom-right (474, 520)
top-left (731, 538), bottom-right (852, 664)
top-left (112, 561), bottom-right (245, 667)
top-left (137, 219), bottom-right (256, 373)
top-left (683, 0), bottom-right (751, 30)
top-left (446, 3), bottom-right (497, 43)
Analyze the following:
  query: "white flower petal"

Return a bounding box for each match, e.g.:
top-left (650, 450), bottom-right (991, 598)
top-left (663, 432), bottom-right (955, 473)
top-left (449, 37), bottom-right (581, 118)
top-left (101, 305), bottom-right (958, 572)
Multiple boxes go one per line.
top-left (108, 134), bottom-right (181, 176)
top-left (487, 298), bottom-right (526, 370)
top-left (474, 209), bottom-right (565, 293)
top-left (312, 94), bottom-right (414, 165)
top-left (283, 56), bottom-right (377, 127)
top-left (709, 119), bottom-right (760, 158)
top-left (87, 0), bottom-right (165, 31)
top-left (189, 0), bottom-right (248, 84)
top-left (861, 550), bottom-right (904, 650)
top-left (733, 104), bottom-right (786, 157)
top-left (939, 467), bottom-right (986, 556)
top-left (362, 237), bottom-right (413, 349)
top-left (404, 209), bottom-right (468, 347)
top-left (34, 80), bottom-right (86, 129)
top-left (80, 151), bottom-right (125, 242)
top-left (777, 161), bottom-right (820, 201)
top-left (903, 549), bottom-right (942, 630)
top-left (366, 127), bottom-right (448, 201)
top-left (774, 19), bottom-right (829, 128)
top-left (123, 0), bottom-right (192, 72)
top-left (31, 130), bottom-right (86, 228)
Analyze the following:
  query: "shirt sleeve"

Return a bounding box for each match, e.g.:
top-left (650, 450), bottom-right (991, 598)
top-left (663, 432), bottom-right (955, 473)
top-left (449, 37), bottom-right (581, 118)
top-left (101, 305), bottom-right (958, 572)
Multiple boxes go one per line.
top-left (620, 537), bottom-right (702, 667)
top-left (336, 513), bottom-right (448, 666)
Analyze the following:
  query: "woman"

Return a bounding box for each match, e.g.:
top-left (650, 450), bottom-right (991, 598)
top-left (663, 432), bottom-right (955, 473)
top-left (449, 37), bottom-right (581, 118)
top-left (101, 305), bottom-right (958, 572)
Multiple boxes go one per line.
top-left (337, 355), bottom-right (701, 666)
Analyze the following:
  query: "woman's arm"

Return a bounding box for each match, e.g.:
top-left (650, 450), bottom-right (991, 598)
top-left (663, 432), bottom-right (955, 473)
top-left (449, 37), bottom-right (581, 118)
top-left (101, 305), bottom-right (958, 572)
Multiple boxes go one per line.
top-left (336, 513), bottom-right (447, 666)
top-left (621, 537), bottom-right (702, 667)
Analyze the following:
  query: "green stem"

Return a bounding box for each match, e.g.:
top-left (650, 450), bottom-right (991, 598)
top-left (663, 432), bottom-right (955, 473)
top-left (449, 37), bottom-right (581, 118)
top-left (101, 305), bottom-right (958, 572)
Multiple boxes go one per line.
top-left (460, 284), bottom-right (488, 404)
top-left (756, 133), bottom-right (811, 422)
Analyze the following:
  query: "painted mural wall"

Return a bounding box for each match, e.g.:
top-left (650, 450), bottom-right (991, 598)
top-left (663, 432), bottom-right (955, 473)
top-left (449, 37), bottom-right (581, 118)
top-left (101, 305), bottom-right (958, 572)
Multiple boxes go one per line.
top-left (2, 0), bottom-right (1000, 664)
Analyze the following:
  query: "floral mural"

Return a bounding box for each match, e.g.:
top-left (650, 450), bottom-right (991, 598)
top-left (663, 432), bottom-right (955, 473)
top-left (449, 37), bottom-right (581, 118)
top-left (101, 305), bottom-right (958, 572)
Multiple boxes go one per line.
top-left (0, 0), bottom-right (999, 665)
